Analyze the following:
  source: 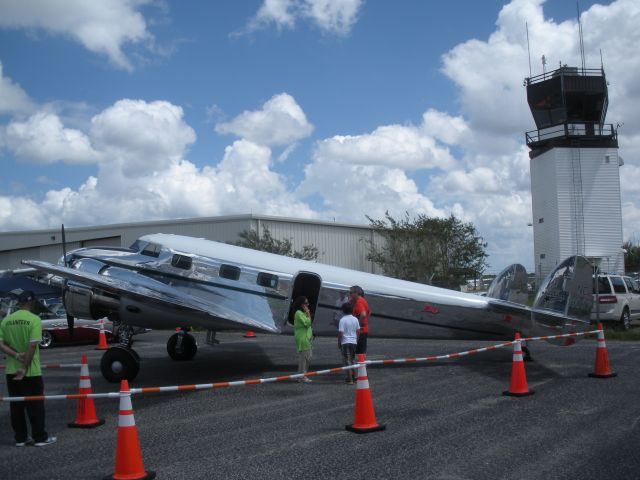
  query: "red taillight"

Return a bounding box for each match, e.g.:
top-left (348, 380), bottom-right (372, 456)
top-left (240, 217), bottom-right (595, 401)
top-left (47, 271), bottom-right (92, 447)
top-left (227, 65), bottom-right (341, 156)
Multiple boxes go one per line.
top-left (598, 295), bottom-right (618, 304)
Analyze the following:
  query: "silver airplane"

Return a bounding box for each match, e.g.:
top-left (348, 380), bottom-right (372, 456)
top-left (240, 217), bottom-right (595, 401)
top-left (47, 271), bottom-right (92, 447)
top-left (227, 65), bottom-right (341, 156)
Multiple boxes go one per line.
top-left (22, 233), bottom-right (593, 382)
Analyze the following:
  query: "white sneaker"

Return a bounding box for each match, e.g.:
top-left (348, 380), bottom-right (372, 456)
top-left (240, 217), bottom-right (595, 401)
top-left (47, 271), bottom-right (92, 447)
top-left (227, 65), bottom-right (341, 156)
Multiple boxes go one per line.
top-left (298, 377), bottom-right (312, 383)
top-left (34, 436), bottom-right (57, 447)
top-left (15, 437), bottom-right (33, 447)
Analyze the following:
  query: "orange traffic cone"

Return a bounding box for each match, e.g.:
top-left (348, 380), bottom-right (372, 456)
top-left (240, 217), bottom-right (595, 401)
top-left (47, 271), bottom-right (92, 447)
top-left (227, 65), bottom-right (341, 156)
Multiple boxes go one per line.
top-left (345, 354), bottom-right (385, 433)
top-left (69, 355), bottom-right (105, 428)
top-left (106, 380), bottom-right (155, 480)
top-left (96, 319), bottom-right (108, 350)
top-left (589, 323), bottom-right (617, 378)
top-left (244, 331), bottom-right (256, 338)
top-left (502, 333), bottom-right (535, 397)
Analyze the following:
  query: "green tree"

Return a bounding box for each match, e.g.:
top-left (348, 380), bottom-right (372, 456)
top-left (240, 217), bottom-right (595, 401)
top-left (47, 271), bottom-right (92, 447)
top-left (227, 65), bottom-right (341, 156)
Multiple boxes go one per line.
top-left (623, 240), bottom-right (640, 273)
top-left (235, 227), bottom-right (320, 261)
top-left (365, 212), bottom-right (488, 289)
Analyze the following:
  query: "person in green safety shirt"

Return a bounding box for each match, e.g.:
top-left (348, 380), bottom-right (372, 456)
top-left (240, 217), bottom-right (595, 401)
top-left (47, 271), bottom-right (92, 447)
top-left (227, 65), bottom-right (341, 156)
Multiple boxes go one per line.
top-left (0, 289), bottom-right (56, 447)
top-left (293, 296), bottom-right (313, 383)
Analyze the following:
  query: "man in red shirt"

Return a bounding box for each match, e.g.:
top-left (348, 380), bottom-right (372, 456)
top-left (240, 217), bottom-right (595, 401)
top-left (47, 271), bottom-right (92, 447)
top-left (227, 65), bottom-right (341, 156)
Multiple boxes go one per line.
top-left (349, 285), bottom-right (370, 355)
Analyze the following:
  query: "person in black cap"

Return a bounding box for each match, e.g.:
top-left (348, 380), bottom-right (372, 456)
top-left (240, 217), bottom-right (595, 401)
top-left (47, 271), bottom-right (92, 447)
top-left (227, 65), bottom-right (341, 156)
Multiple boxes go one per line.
top-left (0, 289), bottom-right (56, 447)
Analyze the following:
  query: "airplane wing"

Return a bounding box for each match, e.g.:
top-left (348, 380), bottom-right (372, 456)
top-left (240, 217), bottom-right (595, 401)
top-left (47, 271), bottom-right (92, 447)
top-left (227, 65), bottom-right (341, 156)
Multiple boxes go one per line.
top-left (22, 260), bottom-right (280, 333)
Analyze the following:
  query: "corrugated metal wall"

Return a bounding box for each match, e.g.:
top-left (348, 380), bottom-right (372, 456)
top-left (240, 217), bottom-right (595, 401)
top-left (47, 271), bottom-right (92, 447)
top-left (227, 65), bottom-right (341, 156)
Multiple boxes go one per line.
top-left (0, 215), bottom-right (381, 273)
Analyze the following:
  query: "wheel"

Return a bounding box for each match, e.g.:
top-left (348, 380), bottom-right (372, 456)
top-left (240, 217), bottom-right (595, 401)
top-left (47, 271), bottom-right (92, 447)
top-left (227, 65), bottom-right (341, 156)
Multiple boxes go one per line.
top-left (40, 330), bottom-right (54, 349)
top-left (167, 332), bottom-right (198, 361)
top-left (100, 346), bottom-right (140, 383)
top-left (619, 308), bottom-right (631, 331)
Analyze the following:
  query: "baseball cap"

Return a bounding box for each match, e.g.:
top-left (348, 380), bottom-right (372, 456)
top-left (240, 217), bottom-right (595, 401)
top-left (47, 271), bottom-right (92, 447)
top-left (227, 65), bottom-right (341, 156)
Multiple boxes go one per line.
top-left (9, 288), bottom-right (35, 303)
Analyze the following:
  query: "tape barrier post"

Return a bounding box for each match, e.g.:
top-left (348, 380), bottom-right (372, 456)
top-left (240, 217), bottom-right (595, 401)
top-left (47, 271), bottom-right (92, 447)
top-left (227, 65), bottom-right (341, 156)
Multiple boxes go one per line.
top-left (96, 319), bottom-right (108, 350)
top-left (502, 333), bottom-right (535, 397)
top-left (105, 380), bottom-right (155, 480)
top-left (345, 354), bottom-right (386, 434)
top-left (588, 323), bottom-right (617, 378)
top-left (68, 355), bottom-right (105, 428)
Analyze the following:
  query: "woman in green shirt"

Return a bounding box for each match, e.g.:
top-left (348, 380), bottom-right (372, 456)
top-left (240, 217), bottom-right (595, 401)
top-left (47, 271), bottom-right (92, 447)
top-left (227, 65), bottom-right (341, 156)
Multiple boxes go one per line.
top-left (293, 296), bottom-right (313, 383)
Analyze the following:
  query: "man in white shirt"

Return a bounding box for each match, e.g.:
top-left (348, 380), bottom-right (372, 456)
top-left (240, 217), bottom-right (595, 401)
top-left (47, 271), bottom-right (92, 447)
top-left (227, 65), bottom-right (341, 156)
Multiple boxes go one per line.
top-left (338, 302), bottom-right (360, 384)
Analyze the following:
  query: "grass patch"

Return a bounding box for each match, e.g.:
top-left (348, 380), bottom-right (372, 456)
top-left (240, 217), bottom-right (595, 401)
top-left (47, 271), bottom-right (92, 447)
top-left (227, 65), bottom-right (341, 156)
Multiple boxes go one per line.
top-left (597, 325), bottom-right (640, 341)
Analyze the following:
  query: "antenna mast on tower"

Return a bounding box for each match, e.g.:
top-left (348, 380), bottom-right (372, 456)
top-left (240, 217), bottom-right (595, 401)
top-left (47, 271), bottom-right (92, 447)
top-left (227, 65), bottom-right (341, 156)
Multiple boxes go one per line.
top-left (577, 2), bottom-right (586, 73)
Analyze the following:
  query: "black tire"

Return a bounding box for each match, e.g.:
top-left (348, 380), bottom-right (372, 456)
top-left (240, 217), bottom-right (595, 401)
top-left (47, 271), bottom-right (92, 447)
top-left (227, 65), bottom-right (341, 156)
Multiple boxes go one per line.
top-left (167, 332), bottom-right (197, 361)
top-left (100, 346), bottom-right (140, 383)
top-left (40, 330), bottom-right (54, 349)
top-left (620, 308), bottom-right (631, 331)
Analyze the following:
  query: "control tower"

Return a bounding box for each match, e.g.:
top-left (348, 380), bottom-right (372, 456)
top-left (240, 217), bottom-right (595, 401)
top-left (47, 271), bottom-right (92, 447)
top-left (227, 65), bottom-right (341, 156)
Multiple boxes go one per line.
top-left (525, 66), bottom-right (623, 279)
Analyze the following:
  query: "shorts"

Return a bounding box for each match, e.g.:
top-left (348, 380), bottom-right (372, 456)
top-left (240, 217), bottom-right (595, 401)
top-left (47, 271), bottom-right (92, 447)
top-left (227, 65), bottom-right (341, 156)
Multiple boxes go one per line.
top-left (341, 343), bottom-right (356, 367)
top-left (355, 333), bottom-right (368, 355)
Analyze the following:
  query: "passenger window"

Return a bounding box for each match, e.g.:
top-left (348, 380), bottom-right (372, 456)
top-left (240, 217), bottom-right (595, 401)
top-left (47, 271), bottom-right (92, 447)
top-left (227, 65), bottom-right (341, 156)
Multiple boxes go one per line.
top-left (610, 277), bottom-right (627, 294)
top-left (141, 243), bottom-right (162, 258)
top-left (593, 277), bottom-right (612, 294)
top-left (219, 264), bottom-right (241, 281)
top-left (257, 272), bottom-right (278, 289)
top-left (171, 254), bottom-right (192, 270)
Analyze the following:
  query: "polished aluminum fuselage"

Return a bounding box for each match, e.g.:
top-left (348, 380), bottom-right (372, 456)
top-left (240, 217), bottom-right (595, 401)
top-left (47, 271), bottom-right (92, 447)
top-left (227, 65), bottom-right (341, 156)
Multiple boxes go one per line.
top-left (46, 233), bottom-right (536, 341)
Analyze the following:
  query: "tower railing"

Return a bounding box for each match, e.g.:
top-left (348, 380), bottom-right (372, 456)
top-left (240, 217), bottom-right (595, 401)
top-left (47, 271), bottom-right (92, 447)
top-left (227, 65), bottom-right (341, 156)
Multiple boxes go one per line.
top-left (525, 66), bottom-right (604, 86)
top-left (526, 122), bottom-right (616, 146)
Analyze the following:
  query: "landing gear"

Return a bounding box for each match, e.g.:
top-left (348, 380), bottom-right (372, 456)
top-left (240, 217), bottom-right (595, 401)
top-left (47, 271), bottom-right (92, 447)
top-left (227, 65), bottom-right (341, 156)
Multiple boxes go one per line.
top-left (100, 346), bottom-right (140, 383)
top-left (167, 331), bottom-right (198, 361)
top-left (117, 324), bottom-right (135, 348)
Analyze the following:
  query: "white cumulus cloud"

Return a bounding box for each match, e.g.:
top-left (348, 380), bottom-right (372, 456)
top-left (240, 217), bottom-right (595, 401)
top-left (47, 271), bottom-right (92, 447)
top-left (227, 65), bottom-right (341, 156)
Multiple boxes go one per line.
top-left (215, 93), bottom-right (313, 146)
top-left (0, 0), bottom-right (153, 70)
top-left (0, 62), bottom-right (35, 115)
top-left (239, 0), bottom-right (362, 36)
top-left (4, 111), bottom-right (99, 164)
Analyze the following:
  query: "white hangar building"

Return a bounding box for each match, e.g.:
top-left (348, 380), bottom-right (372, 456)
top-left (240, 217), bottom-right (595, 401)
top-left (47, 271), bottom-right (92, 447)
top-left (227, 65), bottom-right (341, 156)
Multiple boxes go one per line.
top-left (0, 214), bottom-right (383, 274)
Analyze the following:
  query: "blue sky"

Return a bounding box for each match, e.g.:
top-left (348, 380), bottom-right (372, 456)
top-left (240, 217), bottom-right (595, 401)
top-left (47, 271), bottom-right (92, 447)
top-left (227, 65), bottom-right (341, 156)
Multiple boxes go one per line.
top-left (1, 0), bottom-right (638, 273)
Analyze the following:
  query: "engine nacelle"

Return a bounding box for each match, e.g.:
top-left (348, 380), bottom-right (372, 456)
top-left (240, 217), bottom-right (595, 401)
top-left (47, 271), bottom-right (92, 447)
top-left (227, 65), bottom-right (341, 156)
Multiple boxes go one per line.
top-left (63, 284), bottom-right (119, 320)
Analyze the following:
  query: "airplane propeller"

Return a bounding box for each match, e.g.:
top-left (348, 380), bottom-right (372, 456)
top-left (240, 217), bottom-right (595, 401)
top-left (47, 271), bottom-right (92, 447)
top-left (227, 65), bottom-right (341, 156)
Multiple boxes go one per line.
top-left (61, 224), bottom-right (74, 338)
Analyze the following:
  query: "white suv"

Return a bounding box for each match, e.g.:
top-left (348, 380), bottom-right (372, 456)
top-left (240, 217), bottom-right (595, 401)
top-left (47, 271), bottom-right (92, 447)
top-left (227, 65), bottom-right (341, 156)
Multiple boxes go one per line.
top-left (591, 274), bottom-right (640, 330)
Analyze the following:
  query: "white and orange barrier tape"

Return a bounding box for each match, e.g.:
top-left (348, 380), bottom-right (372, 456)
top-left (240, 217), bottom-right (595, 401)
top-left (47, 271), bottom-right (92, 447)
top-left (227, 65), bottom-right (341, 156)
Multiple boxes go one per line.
top-left (1, 362), bottom-right (83, 369)
top-left (0, 328), bottom-right (603, 403)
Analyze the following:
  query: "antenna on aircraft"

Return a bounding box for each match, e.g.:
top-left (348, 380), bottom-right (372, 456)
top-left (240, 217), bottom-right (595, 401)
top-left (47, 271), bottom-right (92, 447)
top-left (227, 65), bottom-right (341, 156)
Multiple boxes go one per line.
top-left (61, 224), bottom-right (68, 267)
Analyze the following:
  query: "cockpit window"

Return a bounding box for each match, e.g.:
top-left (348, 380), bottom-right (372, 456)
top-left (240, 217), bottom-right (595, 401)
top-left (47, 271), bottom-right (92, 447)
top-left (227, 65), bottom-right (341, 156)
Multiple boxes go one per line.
top-left (171, 254), bottom-right (192, 270)
top-left (130, 239), bottom-right (145, 252)
top-left (141, 242), bottom-right (162, 258)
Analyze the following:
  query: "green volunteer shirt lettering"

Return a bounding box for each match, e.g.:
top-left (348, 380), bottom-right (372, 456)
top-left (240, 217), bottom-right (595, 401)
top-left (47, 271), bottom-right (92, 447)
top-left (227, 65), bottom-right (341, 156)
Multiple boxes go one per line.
top-left (0, 309), bottom-right (42, 376)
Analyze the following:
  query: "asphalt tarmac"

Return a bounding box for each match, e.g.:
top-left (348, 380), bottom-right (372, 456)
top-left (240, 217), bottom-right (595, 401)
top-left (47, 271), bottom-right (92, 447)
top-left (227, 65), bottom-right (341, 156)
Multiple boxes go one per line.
top-left (1, 330), bottom-right (639, 480)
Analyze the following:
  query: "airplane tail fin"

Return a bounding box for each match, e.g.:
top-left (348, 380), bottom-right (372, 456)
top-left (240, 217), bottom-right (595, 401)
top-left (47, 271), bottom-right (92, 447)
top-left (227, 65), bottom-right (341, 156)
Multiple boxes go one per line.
top-left (531, 255), bottom-right (593, 343)
top-left (486, 263), bottom-right (529, 305)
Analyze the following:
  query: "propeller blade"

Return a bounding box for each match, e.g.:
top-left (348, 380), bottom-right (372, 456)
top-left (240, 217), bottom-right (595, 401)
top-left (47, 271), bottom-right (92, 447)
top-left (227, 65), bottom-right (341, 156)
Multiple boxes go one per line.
top-left (66, 313), bottom-right (75, 338)
top-left (61, 224), bottom-right (74, 337)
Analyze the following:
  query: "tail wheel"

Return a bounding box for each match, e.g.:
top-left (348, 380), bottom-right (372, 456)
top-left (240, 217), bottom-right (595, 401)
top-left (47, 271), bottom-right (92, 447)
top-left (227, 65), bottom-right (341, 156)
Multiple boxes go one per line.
top-left (167, 332), bottom-right (197, 361)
